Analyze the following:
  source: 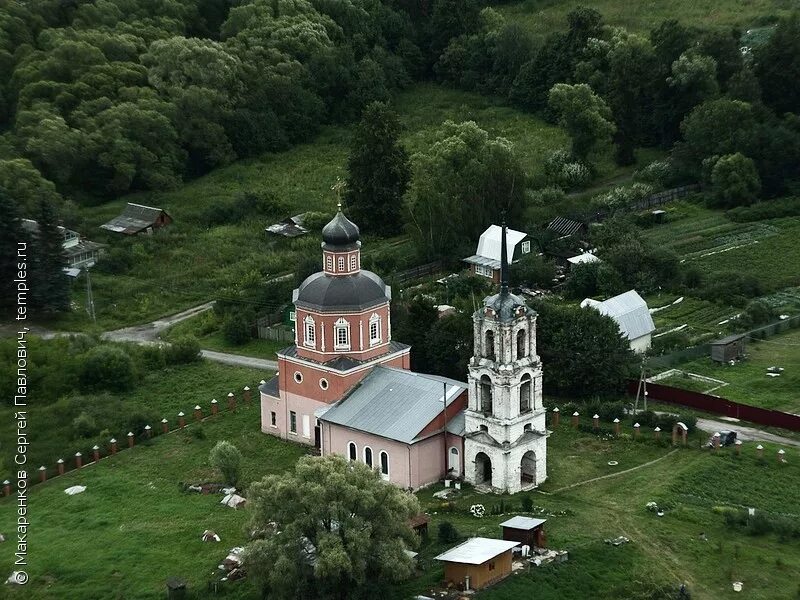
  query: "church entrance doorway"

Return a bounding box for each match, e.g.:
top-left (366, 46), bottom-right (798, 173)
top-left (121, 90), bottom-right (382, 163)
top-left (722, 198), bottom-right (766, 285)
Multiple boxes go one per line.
top-left (521, 451), bottom-right (536, 487)
top-left (475, 452), bottom-right (492, 486)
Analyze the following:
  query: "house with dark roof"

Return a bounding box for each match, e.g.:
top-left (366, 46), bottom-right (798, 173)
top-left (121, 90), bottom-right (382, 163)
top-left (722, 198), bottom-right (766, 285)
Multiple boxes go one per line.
top-left (100, 203), bottom-right (171, 235)
top-left (259, 207), bottom-right (548, 493)
top-left (581, 290), bottom-right (656, 354)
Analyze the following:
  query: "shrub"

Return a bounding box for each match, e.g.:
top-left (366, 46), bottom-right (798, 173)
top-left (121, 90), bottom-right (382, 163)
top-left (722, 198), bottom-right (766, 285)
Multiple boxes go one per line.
top-left (222, 314), bottom-right (251, 345)
top-left (543, 149), bottom-right (591, 190)
top-left (592, 183), bottom-right (654, 212)
top-left (165, 336), bottom-right (201, 364)
top-left (527, 186), bottom-right (566, 205)
top-left (633, 159), bottom-right (674, 188)
top-left (727, 197), bottom-right (800, 222)
top-left (437, 521), bottom-right (460, 544)
top-left (79, 346), bottom-right (135, 392)
top-left (72, 412), bottom-right (98, 438)
top-left (139, 345), bottom-right (166, 370)
top-left (711, 153), bottom-right (761, 207)
top-left (520, 496), bottom-right (533, 512)
top-left (95, 245), bottom-right (135, 275)
top-left (301, 211), bottom-right (331, 231)
top-left (210, 440), bottom-right (242, 487)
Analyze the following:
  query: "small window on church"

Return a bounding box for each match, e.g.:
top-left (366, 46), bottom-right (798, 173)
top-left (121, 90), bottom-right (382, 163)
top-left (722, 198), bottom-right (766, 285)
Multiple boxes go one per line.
top-left (338, 256), bottom-right (345, 272)
top-left (304, 316), bottom-right (315, 348)
top-left (350, 254), bottom-right (357, 270)
top-left (326, 255), bottom-right (333, 271)
top-left (369, 313), bottom-right (381, 345)
top-left (348, 441), bottom-right (357, 461)
top-left (479, 425), bottom-right (488, 432)
top-left (270, 411), bottom-right (276, 427)
top-left (364, 446), bottom-right (373, 468)
top-left (334, 318), bottom-right (350, 350)
top-left (380, 451), bottom-right (389, 479)
top-left (517, 329), bottom-right (526, 359)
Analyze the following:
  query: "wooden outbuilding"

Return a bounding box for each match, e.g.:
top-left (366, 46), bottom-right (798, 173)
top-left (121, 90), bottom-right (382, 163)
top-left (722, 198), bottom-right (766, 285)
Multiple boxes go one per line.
top-left (100, 203), bottom-right (171, 235)
top-left (434, 537), bottom-right (519, 590)
top-left (710, 333), bottom-right (747, 363)
top-left (408, 513), bottom-right (430, 536)
top-left (500, 516), bottom-right (546, 548)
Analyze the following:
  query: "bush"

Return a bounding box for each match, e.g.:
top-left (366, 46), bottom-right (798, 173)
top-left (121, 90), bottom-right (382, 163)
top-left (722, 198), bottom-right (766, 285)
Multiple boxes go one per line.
top-left (437, 521), bottom-right (460, 544)
top-left (520, 496), bottom-right (533, 512)
top-left (95, 245), bottom-right (135, 275)
top-left (165, 336), bottom-right (201, 364)
top-left (526, 186), bottom-right (566, 205)
top-left (543, 149), bottom-right (591, 190)
top-left (592, 183), bottom-right (654, 212)
top-left (301, 211), bottom-right (331, 231)
top-left (222, 314), bottom-right (251, 345)
top-left (633, 159), bottom-right (675, 188)
top-left (727, 197), bottom-right (800, 222)
top-left (710, 153), bottom-right (761, 207)
top-left (209, 440), bottom-right (242, 486)
top-left (72, 412), bottom-right (98, 438)
top-left (139, 345), bottom-right (167, 370)
top-left (79, 346), bottom-right (135, 392)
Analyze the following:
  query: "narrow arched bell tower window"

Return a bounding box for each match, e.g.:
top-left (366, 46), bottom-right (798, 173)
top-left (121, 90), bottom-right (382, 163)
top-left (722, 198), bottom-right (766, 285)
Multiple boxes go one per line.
top-left (485, 330), bottom-right (495, 360)
top-left (480, 375), bottom-right (493, 415)
top-left (517, 329), bottom-right (526, 359)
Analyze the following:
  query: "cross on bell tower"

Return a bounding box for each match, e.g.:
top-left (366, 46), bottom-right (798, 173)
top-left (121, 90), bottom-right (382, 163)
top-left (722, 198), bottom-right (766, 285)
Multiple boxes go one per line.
top-left (463, 222), bottom-right (548, 494)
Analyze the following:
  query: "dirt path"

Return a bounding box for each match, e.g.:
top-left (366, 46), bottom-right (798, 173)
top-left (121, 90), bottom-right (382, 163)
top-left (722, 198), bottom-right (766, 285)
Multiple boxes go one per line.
top-left (695, 417), bottom-right (800, 448)
top-left (547, 449), bottom-right (680, 494)
top-left (200, 349), bottom-right (278, 371)
top-left (101, 301), bottom-right (215, 343)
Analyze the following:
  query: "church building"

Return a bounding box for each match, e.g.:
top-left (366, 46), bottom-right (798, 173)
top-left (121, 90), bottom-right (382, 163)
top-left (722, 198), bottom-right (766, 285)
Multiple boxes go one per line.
top-left (259, 206), bottom-right (548, 492)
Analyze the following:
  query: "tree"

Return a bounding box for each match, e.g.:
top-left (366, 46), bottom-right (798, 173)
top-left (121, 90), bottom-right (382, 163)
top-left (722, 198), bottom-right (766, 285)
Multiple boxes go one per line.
top-left (391, 296), bottom-right (438, 373)
top-left (344, 102), bottom-right (410, 236)
top-left (710, 153), bottom-right (761, 207)
top-left (79, 346), bottom-right (135, 392)
top-left (510, 253), bottom-right (555, 289)
top-left (424, 312), bottom-right (473, 380)
top-left (405, 120), bottom-right (525, 259)
top-left (29, 198), bottom-right (70, 314)
top-left (222, 313), bottom-right (251, 345)
top-left (209, 440), bottom-right (242, 487)
top-left (244, 455), bottom-right (420, 600)
top-left (548, 83), bottom-right (615, 164)
top-left (531, 300), bottom-right (636, 398)
top-left (0, 189), bottom-right (24, 315)
top-left (755, 13), bottom-right (800, 115)
top-left (0, 158), bottom-right (61, 216)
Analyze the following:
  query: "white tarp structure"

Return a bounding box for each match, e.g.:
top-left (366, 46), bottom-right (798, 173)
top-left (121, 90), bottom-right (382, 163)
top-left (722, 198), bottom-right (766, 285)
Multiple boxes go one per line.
top-left (64, 485), bottom-right (86, 496)
top-left (221, 494), bottom-right (246, 509)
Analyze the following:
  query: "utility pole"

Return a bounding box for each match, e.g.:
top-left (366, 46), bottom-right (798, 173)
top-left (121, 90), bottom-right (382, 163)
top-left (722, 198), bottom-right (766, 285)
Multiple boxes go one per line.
top-left (85, 267), bottom-right (96, 324)
top-left (443, 380), bottom-right (449, 478)
top-left (633, 358), bottom-right (649, 414)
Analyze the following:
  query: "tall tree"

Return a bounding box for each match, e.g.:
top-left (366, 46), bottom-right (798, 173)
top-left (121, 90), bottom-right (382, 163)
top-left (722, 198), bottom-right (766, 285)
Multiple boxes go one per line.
top-left (29, 198), bottom-right (70, 314)
top-left (244, 455), bottom-right (420, 600)
top-left (548, 83), bottom-right (616, 164)
top-left (755, 13), bottom-right (800, 116)
top-left (344, 101), bottom-right (410, 236)
top-left (0, 189), bottom-right (25, 315)
top-left (405, 120), bottom-right (525, 259)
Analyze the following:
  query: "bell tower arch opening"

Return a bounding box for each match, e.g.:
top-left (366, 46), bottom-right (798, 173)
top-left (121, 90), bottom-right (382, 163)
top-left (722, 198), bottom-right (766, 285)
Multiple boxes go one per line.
top-left (480, 375), bottom-right (493, 415)
top-left (520, 373), bottom-right (531, 413)
top-left (516, 329), bottom-right (526, 359)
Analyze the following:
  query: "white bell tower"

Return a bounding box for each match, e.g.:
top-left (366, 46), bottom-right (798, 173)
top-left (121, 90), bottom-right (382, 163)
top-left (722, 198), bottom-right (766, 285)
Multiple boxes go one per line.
top-left (463, 223), bottom-right (548, 493)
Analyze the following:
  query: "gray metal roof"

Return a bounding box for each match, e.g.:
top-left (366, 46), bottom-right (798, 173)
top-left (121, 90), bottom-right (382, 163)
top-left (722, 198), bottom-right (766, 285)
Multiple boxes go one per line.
top-left (319, 366), bottom-right (467, 444)
top-left (265, 214), bottom-right (308, 237)
top-left (259, 376), bottom-right (279, 397)
top-left (446, 411), bottom-right (465, 436)
top-left (293, 270), bottom-right (390, 312)
top-left (582, 290), bottom-right (655, 341)
top-left (547, 216), bottom-right (584, 237)
top-left (100, 203), bottom-right (169, 234)
top-left (463, 254), bottom-right (500, 269)
top-left (711, 333), bottom-right (747, 345)
top-left (500, 516), bottom-right (546, 530)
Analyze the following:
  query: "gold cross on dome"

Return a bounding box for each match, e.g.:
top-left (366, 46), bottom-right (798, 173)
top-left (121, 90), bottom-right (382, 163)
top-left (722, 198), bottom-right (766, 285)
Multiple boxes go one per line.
top-left (330, 177), bottom-right (346, 209)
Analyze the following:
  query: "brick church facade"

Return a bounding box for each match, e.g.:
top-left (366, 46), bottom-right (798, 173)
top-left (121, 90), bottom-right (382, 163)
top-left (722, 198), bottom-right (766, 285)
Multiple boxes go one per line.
top-left (259, 207), bottom-right (548, 492)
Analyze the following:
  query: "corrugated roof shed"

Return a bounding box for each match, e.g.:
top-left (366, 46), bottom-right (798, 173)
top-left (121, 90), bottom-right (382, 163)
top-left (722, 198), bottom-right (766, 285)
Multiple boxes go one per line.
top-left (547, 216), bottom-right (584, 237)
top-left (265, 214), bottom-right (309, 237)
top-left (319, 366), bottom-right (466, 444)
top-left (435, 538), bottom-right (519, 564)
top-left (100, 203), bottom-right (169, 234)
top-left (581, 290), bottom-right (655, 341)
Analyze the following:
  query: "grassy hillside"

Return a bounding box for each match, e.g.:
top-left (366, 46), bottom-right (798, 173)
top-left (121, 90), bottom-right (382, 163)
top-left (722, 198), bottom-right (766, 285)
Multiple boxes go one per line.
top-left (498, 0), bottom-right (793, 40)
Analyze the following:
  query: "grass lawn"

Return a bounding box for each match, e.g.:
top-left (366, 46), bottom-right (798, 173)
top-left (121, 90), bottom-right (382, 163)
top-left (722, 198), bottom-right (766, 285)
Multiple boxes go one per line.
top-left (407, 425), bottom-right (800, 600)
top-left (655, 327), bottom-right (800, 413)
top-left (0, 405), bottom-right (310, 600)
top-left (498, 0), bottom-right (793, 40)
top-left (0, 357), bottom-right (270, 483)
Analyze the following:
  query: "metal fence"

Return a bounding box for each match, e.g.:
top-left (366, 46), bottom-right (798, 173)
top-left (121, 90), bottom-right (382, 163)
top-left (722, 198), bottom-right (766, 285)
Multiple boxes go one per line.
top-left (392, 260), bottom-right (443, 284)
top-left (626, 380), bottom-right (800, 432)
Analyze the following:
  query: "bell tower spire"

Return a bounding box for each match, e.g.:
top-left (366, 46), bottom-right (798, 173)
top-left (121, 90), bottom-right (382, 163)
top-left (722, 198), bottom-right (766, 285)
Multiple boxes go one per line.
top-left (500, 221), bottom-right (509, 297)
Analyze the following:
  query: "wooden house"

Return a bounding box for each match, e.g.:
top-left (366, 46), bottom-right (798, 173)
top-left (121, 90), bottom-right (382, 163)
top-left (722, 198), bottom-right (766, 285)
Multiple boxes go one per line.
top-left (710, 334), bottom-right (747, 363)
top-left (464, 225), bottom-right (533, 283)
top-left (434, 537), bottom-right (519, 590)
top-left (22, 219), bottom-right (104, 274)
top-left (500, 516), bottom-right (546, 548)
top-left (100, 203), bottom-right (171, 235)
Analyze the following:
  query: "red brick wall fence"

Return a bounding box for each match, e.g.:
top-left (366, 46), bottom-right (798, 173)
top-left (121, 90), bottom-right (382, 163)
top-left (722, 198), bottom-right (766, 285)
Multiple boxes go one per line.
top-left (627, 380), bottom-right (800, 432)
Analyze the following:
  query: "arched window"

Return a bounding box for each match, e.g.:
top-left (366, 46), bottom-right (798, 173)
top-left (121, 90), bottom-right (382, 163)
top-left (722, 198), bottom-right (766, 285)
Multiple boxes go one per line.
top-left (338, 256), bottom-right (345, 272)
top-left (363, 446), bottom-right (373, 468)
top-left (304, 316), bottom-right (316, 348)
top-left (485, 330), bottom-right (495, 360)
top-left (448, 447), bottom-right (460, 475)
top-left (350, 254), bottom-right (357, 271)
top-left (347, 441), bottom-right (357, 461)
top-left (524, 423), bottom-right (532, 432)
top-left (369, 313), bottom-right (381, 345)
top-left (480, 375), bottom-right (492, 415)
top-left (520, 373), bottom-right (531, 413)
top-left (334, 318), bottom-right (350, 350)
top-left (479, 424), bottom-right (488, 432)
top-left (379, 451), bottom-right (389, 479)
top-left (325, 255), bottom-right (333, 272)
top-left (517, 329), bottom-right (527, 359)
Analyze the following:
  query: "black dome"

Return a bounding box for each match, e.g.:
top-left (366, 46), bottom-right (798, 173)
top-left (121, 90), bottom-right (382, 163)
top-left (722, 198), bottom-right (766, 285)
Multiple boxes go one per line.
top-left (294, 270), bottom-right (389, 312)
top-left (322, 209), bottom-right (360, 247)
top-left (483, 291), bottom-right (531, 322)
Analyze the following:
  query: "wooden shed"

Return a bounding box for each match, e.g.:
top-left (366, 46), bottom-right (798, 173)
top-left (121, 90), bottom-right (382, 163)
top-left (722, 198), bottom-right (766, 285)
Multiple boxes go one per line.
top-left (500, 516), bottom-right (546, 548)
top-left (434, 537), bottom-right (519, 591)
top-left (710, 334), bottom-right (747, 363)
top-left (100, 203), bottom-right (171, 235)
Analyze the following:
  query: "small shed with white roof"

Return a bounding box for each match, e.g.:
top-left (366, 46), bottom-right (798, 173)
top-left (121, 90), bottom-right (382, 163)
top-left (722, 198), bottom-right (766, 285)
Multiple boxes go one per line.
top-left (435, 537), bottom-right (520, 590)
top-left (500, 515), bottom-right (547, 548)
